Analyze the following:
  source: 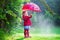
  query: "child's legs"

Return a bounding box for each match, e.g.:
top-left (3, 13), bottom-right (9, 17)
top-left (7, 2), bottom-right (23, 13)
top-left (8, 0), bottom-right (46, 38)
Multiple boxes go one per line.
top-left (24, 29), bottom-right (27, 37)
top-left (24, 26), bottom-right (30, 37)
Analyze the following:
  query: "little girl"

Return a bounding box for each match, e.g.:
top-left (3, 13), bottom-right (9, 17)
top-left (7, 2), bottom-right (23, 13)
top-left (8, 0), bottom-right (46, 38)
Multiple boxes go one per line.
top-left (22, 11), bottom-right (32, 38)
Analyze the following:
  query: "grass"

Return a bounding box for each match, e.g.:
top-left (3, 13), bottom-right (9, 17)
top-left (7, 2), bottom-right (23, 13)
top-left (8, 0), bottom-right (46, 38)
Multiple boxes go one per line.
top-left (24, 37), bottom-right (60, 40)
top-left (6, 33), bottom-right (60, 40)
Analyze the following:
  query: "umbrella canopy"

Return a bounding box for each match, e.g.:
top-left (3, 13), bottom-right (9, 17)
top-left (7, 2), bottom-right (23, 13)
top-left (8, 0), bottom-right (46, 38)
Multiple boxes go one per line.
top-left (22, 2), bottom-right (41, 12)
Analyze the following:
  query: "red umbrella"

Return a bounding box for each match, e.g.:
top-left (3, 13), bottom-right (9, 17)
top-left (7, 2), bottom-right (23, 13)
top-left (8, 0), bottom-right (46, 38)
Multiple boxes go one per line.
top-left (22, 2), bottom-right (42, 12)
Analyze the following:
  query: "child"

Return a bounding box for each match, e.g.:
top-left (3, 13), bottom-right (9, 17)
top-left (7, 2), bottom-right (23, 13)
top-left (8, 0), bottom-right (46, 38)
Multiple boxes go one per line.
top-left (22, 11), bottom-right (32, 38)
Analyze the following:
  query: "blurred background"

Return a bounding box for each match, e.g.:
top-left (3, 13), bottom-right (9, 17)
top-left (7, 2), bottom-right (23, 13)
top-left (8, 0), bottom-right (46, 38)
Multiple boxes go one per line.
top-left (0, 0), bottom-right (60, 40)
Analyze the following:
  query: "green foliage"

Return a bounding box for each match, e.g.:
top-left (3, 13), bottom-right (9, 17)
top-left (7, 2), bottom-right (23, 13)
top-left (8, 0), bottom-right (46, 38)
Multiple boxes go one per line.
top-left (0, 0), bottom-right (30, 40)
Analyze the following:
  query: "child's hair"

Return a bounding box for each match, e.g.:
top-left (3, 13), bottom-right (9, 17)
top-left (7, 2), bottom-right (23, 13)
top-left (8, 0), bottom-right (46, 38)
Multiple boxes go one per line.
top-left (22, 11), bottom-right (28, 16)
top-left (22, 11), bottom-right (26, 14)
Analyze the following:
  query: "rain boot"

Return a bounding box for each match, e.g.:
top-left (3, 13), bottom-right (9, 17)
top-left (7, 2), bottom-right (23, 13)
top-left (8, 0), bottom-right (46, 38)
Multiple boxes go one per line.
top-left (27, 29), bottom-right (31, 38)
top-left (24, 29), bottom-right (28, 38)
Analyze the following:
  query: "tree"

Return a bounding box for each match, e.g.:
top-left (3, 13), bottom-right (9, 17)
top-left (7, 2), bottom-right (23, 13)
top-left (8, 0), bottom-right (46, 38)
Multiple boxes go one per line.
top-left (0, 0), bottom-right (30, 38)
top-left (39, 0), bottom-right (55, 15)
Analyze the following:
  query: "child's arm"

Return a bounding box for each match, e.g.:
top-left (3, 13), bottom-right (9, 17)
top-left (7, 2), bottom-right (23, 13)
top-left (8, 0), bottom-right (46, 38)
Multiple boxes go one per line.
top-left (29, 14), bottom-right (32, 18)
top-left (23, 15), bottom-right (29, 21)
top-left (23, 14), bottom-right (32, 21)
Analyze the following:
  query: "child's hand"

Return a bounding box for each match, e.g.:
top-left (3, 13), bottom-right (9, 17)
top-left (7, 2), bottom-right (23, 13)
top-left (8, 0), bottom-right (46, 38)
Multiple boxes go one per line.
top-left (29, 14), bottom-right (32, 18)
top-left (30, 14), bottom-right (32, 15)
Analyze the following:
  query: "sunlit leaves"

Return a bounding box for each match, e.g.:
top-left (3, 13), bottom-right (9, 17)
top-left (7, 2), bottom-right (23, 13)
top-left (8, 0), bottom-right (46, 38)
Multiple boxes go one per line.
top-left (0, 0), bottom-right (30, 39)
top-left (6, 10), bottom-right (17, 17)
top-left (25, 0), bottom-right (30, 2)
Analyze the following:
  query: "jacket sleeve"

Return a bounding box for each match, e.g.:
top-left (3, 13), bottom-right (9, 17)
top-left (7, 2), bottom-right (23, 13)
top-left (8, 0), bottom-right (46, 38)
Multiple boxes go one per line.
top-left (29, 15), bottom-right (32, 18)
top-left (23, 15), bottom-right (32, 21)
top-left (23, 16), bottom-right (29, 21)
